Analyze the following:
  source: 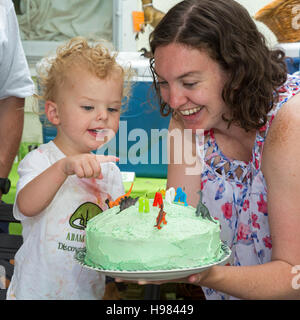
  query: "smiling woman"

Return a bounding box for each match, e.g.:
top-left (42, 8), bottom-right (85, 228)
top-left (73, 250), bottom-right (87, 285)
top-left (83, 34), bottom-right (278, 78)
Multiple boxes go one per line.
top-left (135, 0), bottom-right (300, 300)
top-left (150, 0), bottom-right (287, 132)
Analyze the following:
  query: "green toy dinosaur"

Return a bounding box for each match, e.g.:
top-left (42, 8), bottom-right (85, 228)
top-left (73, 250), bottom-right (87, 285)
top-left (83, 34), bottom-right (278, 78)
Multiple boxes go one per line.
top-left (195, 190), bottom-right (216, 223)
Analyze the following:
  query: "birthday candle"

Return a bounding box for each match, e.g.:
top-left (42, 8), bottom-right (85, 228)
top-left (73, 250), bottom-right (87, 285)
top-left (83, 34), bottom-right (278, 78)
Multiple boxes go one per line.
top-left (144, 197), bottom-right (150, 212)
top-left (165, 187), bottom-right (175, 204)
top-left (181, 190), bottom-right (188, 206)
top-left (153, 191), bottom-right (163, 207)
top-left (139, 197), bottom-right (145, 213)
top-left (174, 187), bottom-right (188, 206)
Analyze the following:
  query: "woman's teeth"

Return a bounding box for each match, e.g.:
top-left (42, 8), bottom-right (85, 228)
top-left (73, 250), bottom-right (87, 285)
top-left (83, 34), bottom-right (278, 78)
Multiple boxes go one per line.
top-left (180, 106), bottom-right (202, 116)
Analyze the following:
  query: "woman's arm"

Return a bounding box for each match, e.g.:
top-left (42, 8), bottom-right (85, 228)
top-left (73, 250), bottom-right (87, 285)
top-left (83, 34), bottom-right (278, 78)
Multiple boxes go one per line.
top-left (167, 117), bottom-right (201, 207)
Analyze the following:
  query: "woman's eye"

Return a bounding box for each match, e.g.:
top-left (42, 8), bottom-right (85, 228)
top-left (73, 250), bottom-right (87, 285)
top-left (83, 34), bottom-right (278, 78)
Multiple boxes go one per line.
top-left (82, 106), bottom-right (94, 111)
top-left (183, 82), bottom-right (197, 88)
top-left (157, 81), bottom-right (168, 88)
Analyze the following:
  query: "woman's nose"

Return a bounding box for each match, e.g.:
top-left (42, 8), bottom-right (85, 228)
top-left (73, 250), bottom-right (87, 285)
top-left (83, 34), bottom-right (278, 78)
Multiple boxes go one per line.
top-left (167, 86), bottom-right (188, 110)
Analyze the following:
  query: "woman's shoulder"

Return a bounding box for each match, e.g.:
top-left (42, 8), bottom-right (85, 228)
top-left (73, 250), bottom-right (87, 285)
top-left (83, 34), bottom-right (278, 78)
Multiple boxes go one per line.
top-left (276, 90), bottom-right (300, 124)
top-left (264, 91), bottom-right (300, 152)
top-left (266, 75), bottom-right (300, 139)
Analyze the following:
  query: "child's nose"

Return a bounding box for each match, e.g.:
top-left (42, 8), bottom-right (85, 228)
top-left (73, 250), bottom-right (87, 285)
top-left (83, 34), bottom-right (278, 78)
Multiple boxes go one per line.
top-left (97, 108), bottom-right (108, 120)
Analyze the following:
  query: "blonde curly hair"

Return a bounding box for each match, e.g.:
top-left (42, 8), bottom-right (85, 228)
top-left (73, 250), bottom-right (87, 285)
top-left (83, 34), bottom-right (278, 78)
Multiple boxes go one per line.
top-left (38, 37), bottom-right (132, 107)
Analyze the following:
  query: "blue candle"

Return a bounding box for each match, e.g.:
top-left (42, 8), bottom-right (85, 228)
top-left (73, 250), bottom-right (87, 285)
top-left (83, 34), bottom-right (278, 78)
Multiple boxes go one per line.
top-left (174, 187), bottom-right (188, 206)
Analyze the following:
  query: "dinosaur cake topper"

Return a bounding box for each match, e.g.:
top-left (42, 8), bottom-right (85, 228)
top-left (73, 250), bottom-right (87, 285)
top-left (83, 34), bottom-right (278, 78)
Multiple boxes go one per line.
top-left (195, 190), bottom-right (217, 223)
top-left (105, 196), bottom-right (139, 214)
top-left (154, 203), bottom-right (167, 230)
top-left (118, 196), bottom-right (139, 214)
top-left (106, 182), bottom-right (134, 209)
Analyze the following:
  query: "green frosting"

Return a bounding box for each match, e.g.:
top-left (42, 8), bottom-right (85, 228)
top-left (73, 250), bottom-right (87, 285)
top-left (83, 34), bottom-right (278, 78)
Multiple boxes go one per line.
top-left (84, 199), bottom-right (222, 271)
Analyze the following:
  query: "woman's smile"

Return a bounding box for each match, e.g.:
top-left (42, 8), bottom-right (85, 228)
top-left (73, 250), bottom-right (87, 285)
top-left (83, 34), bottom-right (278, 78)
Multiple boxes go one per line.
top-left (179, 105), bottom-right (204, 116)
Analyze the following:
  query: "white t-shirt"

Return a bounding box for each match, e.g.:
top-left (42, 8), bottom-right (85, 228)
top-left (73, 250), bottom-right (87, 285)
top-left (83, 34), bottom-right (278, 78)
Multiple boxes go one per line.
top-left (7, 141), bottom-right (124, 300)
top-left (0, 0), bottom-right (34, 99)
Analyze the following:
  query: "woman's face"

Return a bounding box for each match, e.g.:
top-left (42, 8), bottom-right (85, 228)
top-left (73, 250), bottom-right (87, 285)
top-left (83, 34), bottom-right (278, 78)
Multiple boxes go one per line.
top-left (154, 43), bottom-right (230, 132)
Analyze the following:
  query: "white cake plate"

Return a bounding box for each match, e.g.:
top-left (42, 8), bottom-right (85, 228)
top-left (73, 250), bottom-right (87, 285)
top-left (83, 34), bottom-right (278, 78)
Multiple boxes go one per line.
top-left (74, 244), bottom-right (231, 281)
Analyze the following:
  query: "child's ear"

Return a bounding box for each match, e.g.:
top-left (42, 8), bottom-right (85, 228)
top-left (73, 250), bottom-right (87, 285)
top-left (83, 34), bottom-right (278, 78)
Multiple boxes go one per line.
top-left (45, 101), bottom-right (60, 125)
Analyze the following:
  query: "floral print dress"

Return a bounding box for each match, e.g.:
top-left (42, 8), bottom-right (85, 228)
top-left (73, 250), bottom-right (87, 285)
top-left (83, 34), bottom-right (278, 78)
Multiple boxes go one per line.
top-left (199, 74), bottom-right (300, 300)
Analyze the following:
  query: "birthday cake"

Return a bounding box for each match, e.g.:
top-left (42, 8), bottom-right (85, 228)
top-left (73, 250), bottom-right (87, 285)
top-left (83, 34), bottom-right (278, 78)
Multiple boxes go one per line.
top-left (84, 190), bottom-right (223, 271)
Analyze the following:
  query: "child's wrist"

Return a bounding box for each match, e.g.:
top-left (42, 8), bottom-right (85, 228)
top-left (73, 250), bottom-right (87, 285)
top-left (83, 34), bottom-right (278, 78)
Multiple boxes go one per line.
top-left (55, 158), bottom-right (69, 179)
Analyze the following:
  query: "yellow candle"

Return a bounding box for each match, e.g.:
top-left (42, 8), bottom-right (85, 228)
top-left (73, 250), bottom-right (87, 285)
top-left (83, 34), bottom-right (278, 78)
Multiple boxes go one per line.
top-left (144, 198), bottom-right (150, 212)
top-left (139, 197), bottom-right (145, 213)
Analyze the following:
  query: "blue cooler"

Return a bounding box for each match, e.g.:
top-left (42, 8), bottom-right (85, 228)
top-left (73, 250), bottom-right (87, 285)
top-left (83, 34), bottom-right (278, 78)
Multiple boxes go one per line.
top-left (285, 57), bottom-right (300, 74)
top-left (37, 53), bottom-right (170, 178)
top-left (277, 42), bottom-right (300, 74)
top-left (97, 52), bottom-right (171, 178)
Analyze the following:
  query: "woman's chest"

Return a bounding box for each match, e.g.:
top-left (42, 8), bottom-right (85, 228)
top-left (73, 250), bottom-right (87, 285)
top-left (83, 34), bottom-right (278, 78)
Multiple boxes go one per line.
top-left (212, 130), bottom-right (256, 163)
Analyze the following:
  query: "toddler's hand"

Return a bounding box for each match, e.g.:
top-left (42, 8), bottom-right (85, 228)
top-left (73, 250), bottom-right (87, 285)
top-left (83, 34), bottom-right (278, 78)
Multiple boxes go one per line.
top-left (61, 154), bottom-right (119, 179)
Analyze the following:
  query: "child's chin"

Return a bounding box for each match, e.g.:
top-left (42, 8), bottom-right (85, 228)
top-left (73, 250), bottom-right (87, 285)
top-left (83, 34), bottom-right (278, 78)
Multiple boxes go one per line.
top-left (91, 141), bottom-right (106, 151)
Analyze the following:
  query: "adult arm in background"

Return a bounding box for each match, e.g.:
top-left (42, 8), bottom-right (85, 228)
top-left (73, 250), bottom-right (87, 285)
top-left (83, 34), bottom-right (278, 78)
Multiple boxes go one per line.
top-left (0, 96), bottom-right (24, 200)
top-left (0, 1), bottom-right (35, 200)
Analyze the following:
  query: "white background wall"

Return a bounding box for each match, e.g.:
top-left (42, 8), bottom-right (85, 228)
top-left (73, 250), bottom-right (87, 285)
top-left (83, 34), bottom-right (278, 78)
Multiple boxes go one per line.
top-left (136, 0), bottom-right (277, 51)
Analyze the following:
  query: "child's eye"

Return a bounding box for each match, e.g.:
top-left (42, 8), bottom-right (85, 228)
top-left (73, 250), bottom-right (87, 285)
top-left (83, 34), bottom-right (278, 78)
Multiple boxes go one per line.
top-left (82, 106), bottom-right (94, 111)
top-left (108, 107), bottom-right (120, 113)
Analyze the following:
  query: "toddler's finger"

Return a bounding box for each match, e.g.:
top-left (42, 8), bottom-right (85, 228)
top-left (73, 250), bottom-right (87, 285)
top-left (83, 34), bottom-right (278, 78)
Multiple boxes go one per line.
top-left (81, 162), bottom-right (94, 178)
top-left (74, 165), bottom-right (85, 178)
top-left (96, 155), bottom-right (119, 163)
top-left (89, 157), bottom-right (102, 178)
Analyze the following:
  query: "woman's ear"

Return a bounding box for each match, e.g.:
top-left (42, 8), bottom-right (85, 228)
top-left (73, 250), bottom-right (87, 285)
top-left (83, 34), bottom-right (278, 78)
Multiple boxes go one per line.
top-left (45, 101), bottom-right (60, 125)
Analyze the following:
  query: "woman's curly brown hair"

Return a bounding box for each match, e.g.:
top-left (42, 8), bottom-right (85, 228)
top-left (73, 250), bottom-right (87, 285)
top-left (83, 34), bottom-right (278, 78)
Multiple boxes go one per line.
top-left (149, 0), bottom-right (287, 131)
